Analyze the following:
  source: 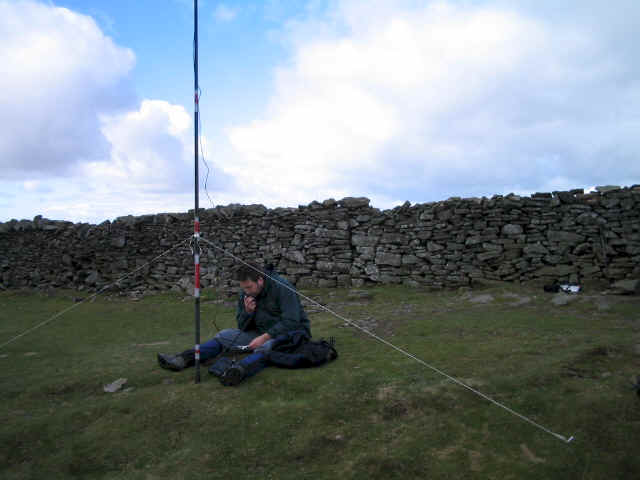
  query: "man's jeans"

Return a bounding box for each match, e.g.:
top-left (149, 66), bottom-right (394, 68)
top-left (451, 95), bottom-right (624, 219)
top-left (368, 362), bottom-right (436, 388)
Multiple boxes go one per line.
top-left (200, 328), bottom-right (276, 362)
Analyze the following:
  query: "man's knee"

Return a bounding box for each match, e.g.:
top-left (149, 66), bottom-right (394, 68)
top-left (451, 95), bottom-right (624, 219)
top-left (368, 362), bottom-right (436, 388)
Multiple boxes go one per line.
top-left (215, 328), bottom-right (239, 339)
top-left (214, 328), bottom-right (254, 348)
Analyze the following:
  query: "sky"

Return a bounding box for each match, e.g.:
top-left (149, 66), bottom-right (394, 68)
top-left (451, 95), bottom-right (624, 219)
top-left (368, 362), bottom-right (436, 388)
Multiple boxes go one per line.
top-left (1, 0), bottom-right (639, 224)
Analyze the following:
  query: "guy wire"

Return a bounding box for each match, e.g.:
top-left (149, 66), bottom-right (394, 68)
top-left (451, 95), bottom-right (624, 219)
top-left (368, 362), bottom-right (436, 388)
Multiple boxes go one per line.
top-left (0, 237), bottom-right (192, 350)
top-left (198, 236), bottom-right (575, 444)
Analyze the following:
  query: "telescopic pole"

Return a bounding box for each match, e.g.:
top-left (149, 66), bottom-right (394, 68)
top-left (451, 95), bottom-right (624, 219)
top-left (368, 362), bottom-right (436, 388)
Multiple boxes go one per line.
top-left (193, 0), bottom-right (201, 384)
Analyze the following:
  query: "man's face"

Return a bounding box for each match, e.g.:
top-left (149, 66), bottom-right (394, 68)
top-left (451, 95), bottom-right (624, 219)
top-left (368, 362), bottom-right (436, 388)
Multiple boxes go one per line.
top-left (239, 277), bottom-right (264, 298)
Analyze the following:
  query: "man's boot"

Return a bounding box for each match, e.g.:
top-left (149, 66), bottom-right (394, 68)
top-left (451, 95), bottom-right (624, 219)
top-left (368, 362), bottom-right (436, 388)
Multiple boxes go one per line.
top-left (217, 352), bottom-right (268, 386)
top-left (157, 353), bottom-right (186, 371)
top-left (157, 349), bottom-right (195, 371)
top-left (219, 363), bottom-right (246, 386)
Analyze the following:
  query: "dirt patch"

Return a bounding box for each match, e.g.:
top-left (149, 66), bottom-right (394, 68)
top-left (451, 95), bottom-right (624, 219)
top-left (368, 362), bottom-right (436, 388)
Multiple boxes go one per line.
top-left (501, 292), bottom-right (532, 306)
top-left (520, 443), bottom-right (546, 463)
top-left (376, 385), bottom-right (396, 401)
top-left (434, 445), bottom-right (458, 459)
top-left (562, 345), bottom-right (621, 379)
top-left (468, 450), bottom-right (483, 471)
top-left (381, 400), bottom-right (410, 420)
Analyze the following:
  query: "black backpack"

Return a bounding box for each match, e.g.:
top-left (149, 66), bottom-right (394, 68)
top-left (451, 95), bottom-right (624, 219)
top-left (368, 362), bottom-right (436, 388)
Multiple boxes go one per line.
top-left (266, 331), bottom-right (338, 369)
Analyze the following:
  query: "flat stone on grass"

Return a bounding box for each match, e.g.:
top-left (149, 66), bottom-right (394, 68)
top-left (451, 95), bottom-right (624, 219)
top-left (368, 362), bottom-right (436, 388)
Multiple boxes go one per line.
top-left (468, 294), bottom-right (494, 304)
top-left (551, 293), bottom-right (579, 306)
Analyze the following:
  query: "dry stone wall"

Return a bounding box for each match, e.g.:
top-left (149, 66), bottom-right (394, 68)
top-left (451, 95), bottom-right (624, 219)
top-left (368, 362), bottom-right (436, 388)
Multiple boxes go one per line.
top-left (1, 186), bottom-right (639, 293)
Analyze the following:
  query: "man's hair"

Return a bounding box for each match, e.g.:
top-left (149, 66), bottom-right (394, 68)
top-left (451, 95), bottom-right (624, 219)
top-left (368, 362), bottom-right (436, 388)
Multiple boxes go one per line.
top-left (234, 263), bottom-right (264, 282)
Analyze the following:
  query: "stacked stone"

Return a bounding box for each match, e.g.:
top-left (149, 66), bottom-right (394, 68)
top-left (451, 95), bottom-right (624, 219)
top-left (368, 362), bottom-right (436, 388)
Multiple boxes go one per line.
top-left (1, 186), bottom-right (638, 292)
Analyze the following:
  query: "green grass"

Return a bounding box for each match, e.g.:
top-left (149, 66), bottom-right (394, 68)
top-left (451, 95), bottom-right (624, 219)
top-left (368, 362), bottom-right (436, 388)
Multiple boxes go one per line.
top-left (1, 284), bottom-right (639, 479)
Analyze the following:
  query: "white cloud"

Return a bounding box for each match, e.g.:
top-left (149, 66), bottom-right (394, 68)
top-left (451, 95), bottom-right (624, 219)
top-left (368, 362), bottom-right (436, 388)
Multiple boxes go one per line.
top-left (0, 0), bottom-right (136, 179)
top-left (35, 99), bottom-right (235, 222)
top-left (93, 100), bottom-right (192, 193)
top-left (0, 99), bottom-right (211, 223)
top-left (214, 4), bottom-right (238, 22)
top-left (0, 1), bottom-right (135, 178)
top-left (0, 1), bottom-right (233, 223)
top-left (222, 0), bottom-right (640, 207)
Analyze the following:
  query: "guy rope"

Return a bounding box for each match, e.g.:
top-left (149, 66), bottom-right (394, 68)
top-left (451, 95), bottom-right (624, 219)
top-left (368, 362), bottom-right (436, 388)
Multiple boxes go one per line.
top-left (198, 236), bottom-right (576, 444)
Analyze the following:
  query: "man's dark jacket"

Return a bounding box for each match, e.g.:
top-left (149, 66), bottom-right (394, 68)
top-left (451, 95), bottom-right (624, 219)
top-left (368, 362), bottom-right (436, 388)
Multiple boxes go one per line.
top-left (236, 272), bottom-right (311, 338)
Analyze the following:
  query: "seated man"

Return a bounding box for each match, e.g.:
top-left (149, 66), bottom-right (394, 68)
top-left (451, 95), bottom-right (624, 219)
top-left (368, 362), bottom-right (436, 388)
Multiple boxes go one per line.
top-left (157, 263), bottom-right (311, 383)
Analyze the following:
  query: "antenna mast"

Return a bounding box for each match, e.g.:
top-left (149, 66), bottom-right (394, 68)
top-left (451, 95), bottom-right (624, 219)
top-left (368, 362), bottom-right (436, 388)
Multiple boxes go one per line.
top-left (193, 0), bottom-right (201, 384)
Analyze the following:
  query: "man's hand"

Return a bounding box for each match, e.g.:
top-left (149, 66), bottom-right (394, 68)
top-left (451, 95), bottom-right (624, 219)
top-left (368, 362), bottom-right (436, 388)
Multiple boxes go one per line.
top-left (244, 296), bottom-right (256, 314)
top-left (248, 333), bottom-right (271, 350)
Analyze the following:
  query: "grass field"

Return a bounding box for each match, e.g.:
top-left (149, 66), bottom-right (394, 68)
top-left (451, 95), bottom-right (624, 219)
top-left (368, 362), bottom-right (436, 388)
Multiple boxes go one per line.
top-left (1, 282), bottom-right (639, 479)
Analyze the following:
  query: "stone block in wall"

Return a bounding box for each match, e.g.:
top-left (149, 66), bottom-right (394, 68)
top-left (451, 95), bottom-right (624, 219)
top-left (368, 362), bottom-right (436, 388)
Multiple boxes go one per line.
top-left (284, 250), bottom-right (305, 264)
top-left (465, 235), bottom-right (482, 246)
top-left (477, 251), bottom-right (502, 262)
top-left (425, 255), bottom-right (445, 265)
top-left (625, 243), bottom-right (640, 255)
top-left (573, 243), bottom-right (593, 255)
top-left (375, 252), bottom-right (402, 266)
top-left (356, 246), bottom-right (375, 260)
top-left (307, 246), bottom-right (330, 256)
top-left (339, 197), bottom-right (370, 209)
top-left (547, 230), bottom-right (585, 244)
top-left (502, 224), bottom-right (524, 235)
top-left (610, 278), bottom-right (640, 294)
top-left (315, 261), bottom-right (335, 272)
top-left (544, 252), bottom-right (566, 264)
top-left (352, 234), bottom-right (379, 247)
top-left (402, 254), bottom-right (420, 265)
top-left (111, 235), bottom-right (126, 248)
top-left (364, 264), bottom-right (380, 281)
top-left (446, 242), bottom-right (465, 251)
top-left (436, 209), bottom-right (453, 222)
top-left (482, 242), bottom-right (503, 252)
top-left (579, 265), bottom-right (601, 276)
top-left (317, 278), bottom-right (337, 288)
top-left (533, 265), bottom-right (576, 277)
top-left (504, 248), bottom-right (523, 260)
top-left (379, 273), bottom-right (402, 284)
top-left (381, 233), bottom-right (405, 244)
top-left (85, 271), bottom-right (100, 285)
top-left (427, 241), bottom-right (444, 252)
top-left (555, 191), bottom-right (578, 204)
top-left (601, 197), bottom-right (621, 209)
top-left (294, 224), bottom-right (313, 233)
top-left (596, 185), bottom-right (621, 193)
top-left (332, 250), bottom-right (353, 260)
top-left (445, 274), bottom-right (468, 284)
top-left (604, 267), bottom-right (628, 279)
top-left (576, 212), bottom-right (606, 226)
top-left (334, 263), bottom-right (351, 273)
top-left (413, 249), bottom-right (432, 260)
